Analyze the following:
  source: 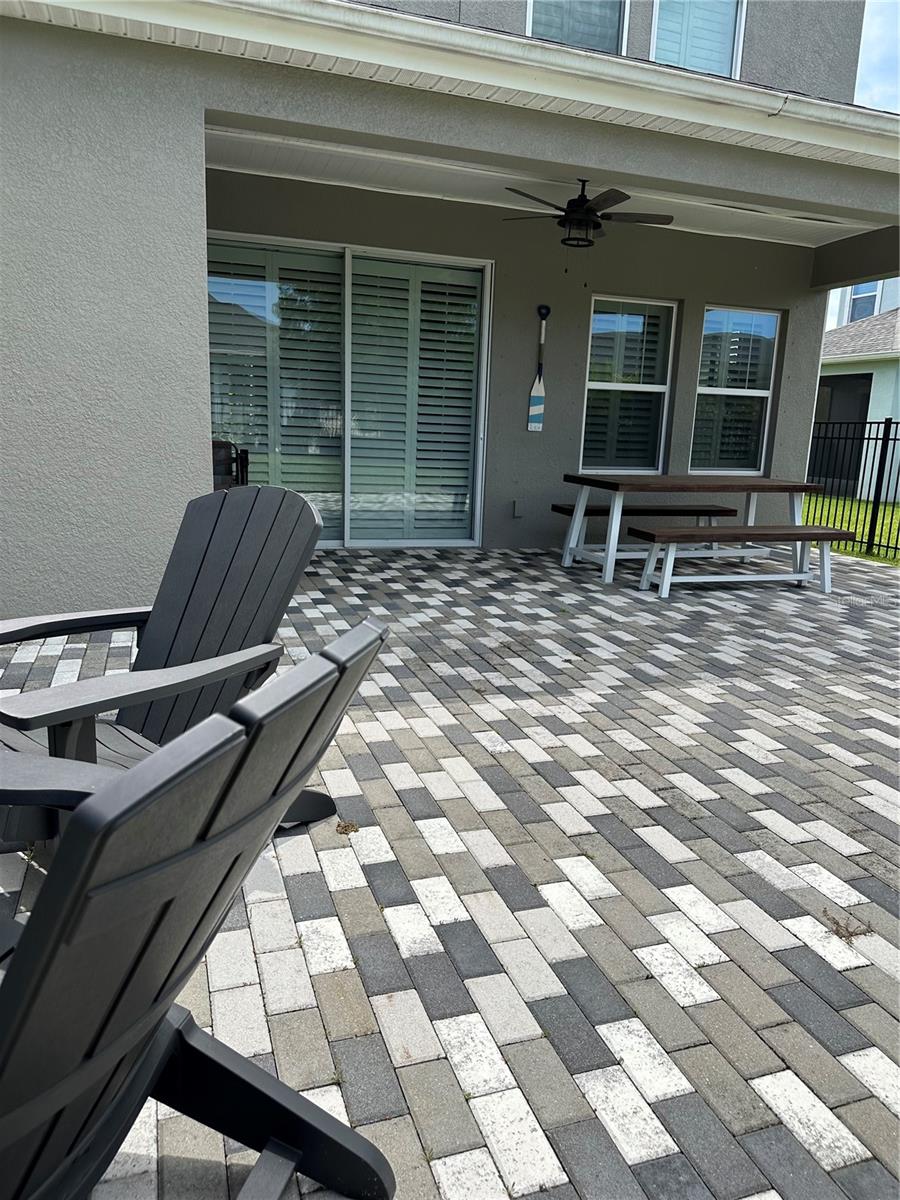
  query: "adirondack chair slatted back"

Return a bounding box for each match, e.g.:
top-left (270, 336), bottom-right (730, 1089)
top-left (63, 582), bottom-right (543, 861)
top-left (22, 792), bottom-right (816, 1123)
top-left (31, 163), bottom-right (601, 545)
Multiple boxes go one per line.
top-left (0, 620), bottom-right (386, 1200)
top-left (118, 486), bottom-right (322, 746)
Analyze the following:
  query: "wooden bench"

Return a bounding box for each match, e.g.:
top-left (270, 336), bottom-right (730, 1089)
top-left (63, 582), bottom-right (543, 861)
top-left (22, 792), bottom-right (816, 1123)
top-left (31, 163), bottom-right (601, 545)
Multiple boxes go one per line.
top-left (552, 502), bottom-right (738, 566)
top-left (628, 524), bottom-right (854, 598)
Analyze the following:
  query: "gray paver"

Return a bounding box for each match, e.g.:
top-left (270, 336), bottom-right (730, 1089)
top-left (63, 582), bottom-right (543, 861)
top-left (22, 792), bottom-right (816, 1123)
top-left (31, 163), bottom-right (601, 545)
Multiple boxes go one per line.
top-left (631, 1153), bottom-right (716, 1200)
top-left (351, 931), bottom-right (414, 996)
top-left (398, 1059), bottom-right (483, 1158)
top-left (689, 999), bottom-right (784, 1077)
top-left (671, 1045), bottom-right (777, 1136)
top-left (529, 995), bottom-right (616, 1073)
top-left (331, 1035), bottom-right (407, 1125)
top-left (549, 1119), bottom-right (646, 1200)
top-left (654, 1093), bottom-right (771, 1200)
top-left (312, 968), bottom-right (378, 1040)
top-left (268, 1009), bottom-right (335, 1091)
top-left (503, 1038), bottom-right (593, 1130)
top-left (768, 982), bottom-right (872, 1056)
top-left (617, 978), bottom-right (707, 1051)
top-left (760, 1021), bottom-right (870, 1108)
top-left (357, 1116), bottom-right (437, 1199)
top-left (740, 1124), bottom-right (849, 1200)
top-left (832, 1159), bottom-right (899, 1200)
top-left (437, 920), bottom-right (503, 979)
top-left (774, 946), bottom-right (870, 1009)
top-left (835, 1098), bottom-right (900, 1174)
top-left (405, 952), bottom-right (478, 1020)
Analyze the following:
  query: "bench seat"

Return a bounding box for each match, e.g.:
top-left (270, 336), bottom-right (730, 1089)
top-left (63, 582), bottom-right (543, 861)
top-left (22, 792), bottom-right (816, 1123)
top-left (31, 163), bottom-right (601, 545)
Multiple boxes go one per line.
top-left (627, 524), bottom-right (851, 544)
top-left (627, 525), bottom-right (854, 597)
top-left (552, 503), bottom-right (738, 519)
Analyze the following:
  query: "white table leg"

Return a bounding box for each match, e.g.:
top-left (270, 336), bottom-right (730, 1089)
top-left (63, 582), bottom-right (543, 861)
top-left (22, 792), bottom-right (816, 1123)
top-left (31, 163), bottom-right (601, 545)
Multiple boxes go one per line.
top-left (659, 544), bottom-right (677, 598)
top-left (819, 541), bottom-right (832, 593)
top-left (561, 486), bottom-right (590, 567)
top-left (602, 491), bottom-right (625, 585)
top-left (743, 492), bottom-right (758, 526)
top-left (788, 492), bottom-right (803, 573)
top-left (640, 544), bottom-right (661, 591)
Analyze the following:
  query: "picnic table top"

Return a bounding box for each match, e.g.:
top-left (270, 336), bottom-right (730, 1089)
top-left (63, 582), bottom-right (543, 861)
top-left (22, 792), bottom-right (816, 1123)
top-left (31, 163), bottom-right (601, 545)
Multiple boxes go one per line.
top-left (563, 473), bottom-right (824, 493)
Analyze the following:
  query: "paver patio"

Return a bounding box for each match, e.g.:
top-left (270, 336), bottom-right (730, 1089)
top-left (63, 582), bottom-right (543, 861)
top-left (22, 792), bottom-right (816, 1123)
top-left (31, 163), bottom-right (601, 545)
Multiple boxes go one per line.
top-left (1, 549), bottom-right (898, 1200)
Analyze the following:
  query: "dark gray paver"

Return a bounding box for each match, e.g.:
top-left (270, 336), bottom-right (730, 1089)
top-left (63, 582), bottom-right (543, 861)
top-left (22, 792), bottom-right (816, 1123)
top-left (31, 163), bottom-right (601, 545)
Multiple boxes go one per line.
top-left (832, 1159), bottom-right (899, 1200)
top-left (285, 872), bottom-right (336, 922)
top-left (331, 1034), bottom-right (407, 1125)
top-left (528, 995), bottom-right (616, 1073)
top-left (363, 860), bottom-right (417, 906)
top-left (351, 931), bottom-right (414, 996)
top-left (631, 1153), bottom-right (716, 1200)
top-left (549, 1119), bottom-right (646, 1200)
top-left (740, 1125), bottom-right (849, 1200)
top-left (436, 920), bottom-right (503, 978)
top-left (654, 1093), bottom-right (771, 1200)
top-left (405, 952), bottom-right (477, 1020)
top-left (551, 955), bottom-right (634, 1025)
top-left (774, 946), bottom-right (870, 1009)
top-left (768, 981), bottom-right (872, 1055)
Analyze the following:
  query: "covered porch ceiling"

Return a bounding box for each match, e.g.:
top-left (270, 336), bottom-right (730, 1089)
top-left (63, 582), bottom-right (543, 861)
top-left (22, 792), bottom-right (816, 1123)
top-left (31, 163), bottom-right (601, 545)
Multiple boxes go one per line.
top-left (206, 125), bottom-right (879, 250)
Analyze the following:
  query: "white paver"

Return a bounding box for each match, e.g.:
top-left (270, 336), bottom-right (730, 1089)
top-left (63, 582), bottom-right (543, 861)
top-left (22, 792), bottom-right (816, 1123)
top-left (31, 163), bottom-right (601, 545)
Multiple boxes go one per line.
top-left (382, 762), bottom-right (422, 791)
top-left (853, 931), bottom-right (900, 981)
top-left (248, 898), bottom-right (298, 953)
top-left (411, 876), bottom-right (470, 925)
top-left (205, 928), bottom-right (259, 991)
top-left (274, 831), bottom-right (319, 876)
top-left (211, 984), bottom-right (271, 1056)
top-left (243, 845), bottom-right (287, 904)
top-left (576, 1065), bottom-right (678, 1164)
top-left (541, 802), bottom-right (594, 835)
top-left (420, 770), bottom-right (464, 801)
top-left (735, 850), bottom-right (807, 891)
top-left (321, 768), bottom-right (362, 798)
top-left (318, 847), bottom-right (367, 893)
top-left (557, 785), bottom-right (610, 818)
top-left (839, 1047), bottom-right (900, 1117)
top-left (571, 769), bottom-right (620, 799)
top-left (296, 917), bottom-right (354, 974)
top-left (790, 864), bottom-right (869, 908)
top-left (664, 773), bottom-right (718, 802)
top-left (469, 1087), bottom-right (568, 1197)
top-left (597, 1017), bottom-right (694, 1102)
top-left (517, 907), bottom-right (586, 962)
top-left (661, 884), bottom-right (738, 934)
top-left (635, 944), bottom-right (718, 1007)
top-left (461, 779), bottom-right (506, 812)
top-left (434, 1013), bottom-right (516, 1096)
top-left (371, 989), bottom-right (444, 1066)
top-left (614, 779), bottom-right (667, 810)
top-left (750, 1070), bottom-right (870, 1170)
top-left (349, 825), bottom-right (396, 865)
top-left (493, 938), bottom-right (567, 1002)
top-left (466, 973), bottom-right (543, 1045)
top-left (460, 828), bottom-right (514, 868)
top-left (720, 899), bottom-right (801, 952)
top-left (718, 768), bottom-right (771, 796)
top-left (258, 948), bottom-right (316, 1014)
top-left (463, 890), bottom-right (524, 944)
top-left (416, 818), bottom-right (466, 856)
top-left (431, 1149), bottom-right (508, 1200)
top-left (538, 881), bottom-right (603, 930)
top-left (649, 911), bottom-right (729, 966)
top-left (382, 903), bottom-right (443, 957)
top-left (751, 810), bottom-right (814, 844)
top-left (635, 826), bottom-right (697, 863)
top-left (800, 820), bottom-right (868, 856)
top-left (555, 855), bottom-right (620, 900)
top-left (781, 916), bottom-right (869, 970)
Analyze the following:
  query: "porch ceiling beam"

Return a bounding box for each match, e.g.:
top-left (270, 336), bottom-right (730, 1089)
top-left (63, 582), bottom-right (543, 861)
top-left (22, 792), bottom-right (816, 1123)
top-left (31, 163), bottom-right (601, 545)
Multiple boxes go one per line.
top-left (810, 227), bottom-right (900, 290)
top-left (17, 0), bottom-right (900, 174)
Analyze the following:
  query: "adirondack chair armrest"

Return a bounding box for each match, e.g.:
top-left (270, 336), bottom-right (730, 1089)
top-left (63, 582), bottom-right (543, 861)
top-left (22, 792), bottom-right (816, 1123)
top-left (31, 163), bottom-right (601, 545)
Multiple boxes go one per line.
top-left (0, 607), bottom-right (153, 647)
top-left (0, 643), bottom-right (283, 731)
top-left (0, 755), bottom-right (120, 809)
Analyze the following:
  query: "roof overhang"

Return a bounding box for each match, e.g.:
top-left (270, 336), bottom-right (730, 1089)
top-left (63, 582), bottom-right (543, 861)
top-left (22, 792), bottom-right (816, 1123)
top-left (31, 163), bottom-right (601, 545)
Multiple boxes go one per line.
top-left (821, 351), bottom-right (899, 366)
top-left (12, 0), bottom-right (900, 174)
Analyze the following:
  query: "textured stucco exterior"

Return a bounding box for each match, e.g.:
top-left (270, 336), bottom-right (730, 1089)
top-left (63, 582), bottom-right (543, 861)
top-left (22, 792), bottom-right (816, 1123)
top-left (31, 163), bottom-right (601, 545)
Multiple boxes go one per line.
top-left (0, 15), bottom-right (890, 612)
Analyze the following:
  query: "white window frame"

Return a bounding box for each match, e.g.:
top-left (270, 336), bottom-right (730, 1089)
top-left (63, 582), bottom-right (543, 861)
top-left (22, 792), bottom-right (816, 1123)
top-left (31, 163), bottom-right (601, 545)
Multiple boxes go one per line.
top-left (688, 303), bottom-right (780, 476)
top-left (526, 0), bottom-right (631, 55)
top-left (650, 0), bottom-right (746, 79)
top-left (578, 292), bottom-right (678, 475)
top-left (847, 279), bottom-right (882, 323)
top-left (209, 229), bottom-right (493, 549)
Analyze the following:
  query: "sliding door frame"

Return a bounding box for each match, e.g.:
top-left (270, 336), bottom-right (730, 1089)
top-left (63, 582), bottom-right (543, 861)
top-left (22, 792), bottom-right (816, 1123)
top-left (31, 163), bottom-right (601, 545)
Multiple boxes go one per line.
top-left (209, 230), bottom-right (493, 549)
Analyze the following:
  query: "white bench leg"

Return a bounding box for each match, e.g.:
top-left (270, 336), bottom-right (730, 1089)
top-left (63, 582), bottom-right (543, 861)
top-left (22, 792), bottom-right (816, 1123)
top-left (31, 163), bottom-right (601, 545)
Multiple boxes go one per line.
top-left (819, 541), bottom-right (832, 593)
top-left (659, 544), bottom-right (677, 599)
top-left (561, 486), bottom-right (589, 567)
top-left (788, 492), bottom-right (803, 573)
top-left (602, 491), bottom-right (624, 585)
top-left (798, 540), bottom-right (811, 585)
top-left (640, 544), bottom-right (661, 591)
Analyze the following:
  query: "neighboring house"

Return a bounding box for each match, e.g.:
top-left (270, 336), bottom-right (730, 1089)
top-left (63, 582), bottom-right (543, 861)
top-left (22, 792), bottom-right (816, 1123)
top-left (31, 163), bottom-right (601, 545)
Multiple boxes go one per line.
top-left (826, 274), bottom-right (900, 328)
top-left (2, 0), bottom-right (899, 612)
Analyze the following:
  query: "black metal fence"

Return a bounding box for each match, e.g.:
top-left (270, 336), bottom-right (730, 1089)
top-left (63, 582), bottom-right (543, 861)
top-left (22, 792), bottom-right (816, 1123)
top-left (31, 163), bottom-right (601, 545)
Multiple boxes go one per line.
top-left (806, 417), bottom-right (899, 559)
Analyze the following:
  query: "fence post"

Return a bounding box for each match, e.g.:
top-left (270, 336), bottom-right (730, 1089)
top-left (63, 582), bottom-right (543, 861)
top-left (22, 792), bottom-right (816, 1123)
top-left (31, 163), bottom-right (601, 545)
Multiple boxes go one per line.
top-left (865, 417), bottom-right (893, 554)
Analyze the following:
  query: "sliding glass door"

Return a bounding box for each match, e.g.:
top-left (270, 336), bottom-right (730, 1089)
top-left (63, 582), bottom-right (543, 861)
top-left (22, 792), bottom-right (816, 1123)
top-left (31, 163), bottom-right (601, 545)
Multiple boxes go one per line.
top-left (208, 241), bottom-right (483, 545)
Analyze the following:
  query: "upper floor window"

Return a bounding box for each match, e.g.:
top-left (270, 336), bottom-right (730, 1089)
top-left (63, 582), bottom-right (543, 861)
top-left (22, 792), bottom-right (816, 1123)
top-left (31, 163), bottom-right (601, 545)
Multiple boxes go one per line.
top-left (653, 0), bottom-right (743, 78)
top-left (529, 0), bottom-right (626, 55)
top-left (581, 296), bottom-right (676, 471)
top-left (848, 281), bottom-right (879, 323)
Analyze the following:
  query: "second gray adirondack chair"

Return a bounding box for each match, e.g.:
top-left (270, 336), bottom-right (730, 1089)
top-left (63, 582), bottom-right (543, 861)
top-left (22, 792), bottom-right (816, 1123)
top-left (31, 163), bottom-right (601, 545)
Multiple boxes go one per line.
top-left (0, 485), bottom-right (332, 842)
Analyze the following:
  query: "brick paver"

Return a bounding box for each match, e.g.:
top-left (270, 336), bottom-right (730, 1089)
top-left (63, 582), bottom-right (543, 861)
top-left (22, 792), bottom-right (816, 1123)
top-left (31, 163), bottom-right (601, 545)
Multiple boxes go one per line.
top-left (1, 548), bottom-right (897, 1200)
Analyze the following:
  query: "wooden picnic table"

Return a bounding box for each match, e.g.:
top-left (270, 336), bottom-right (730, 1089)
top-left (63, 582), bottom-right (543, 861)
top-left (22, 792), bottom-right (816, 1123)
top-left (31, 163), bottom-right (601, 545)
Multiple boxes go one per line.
top-left (560, 473), bottom-right (824, 583)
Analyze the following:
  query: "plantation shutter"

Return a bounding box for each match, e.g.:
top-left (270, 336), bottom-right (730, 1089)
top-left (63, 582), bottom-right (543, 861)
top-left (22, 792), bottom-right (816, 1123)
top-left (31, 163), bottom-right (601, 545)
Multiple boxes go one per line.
top-left (655, 0), bottom-right (738, 76)
top-left (691, 394), bottom-right (765, 469)
top-left (208, 248), bottom-right (271, 485)
top-left (350, 261), bottom-right (414, 541)
top-left (276, 255), bottom-right (344, 539)
top-left (414, 271), bottom-right (480, 538)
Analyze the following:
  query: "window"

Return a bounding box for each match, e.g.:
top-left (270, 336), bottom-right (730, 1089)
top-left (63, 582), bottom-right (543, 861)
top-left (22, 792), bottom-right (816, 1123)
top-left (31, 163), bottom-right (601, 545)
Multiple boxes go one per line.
top-left (848, 281), bottom-right (878, 323)
top-left (529, 0), bottom-right (626, 54)
top-left (690, 306), bottom-right (779, 472)
top-left (581, 297), bottom-right (675, 471)
top-left (653, 0), bottom-right (742, 77)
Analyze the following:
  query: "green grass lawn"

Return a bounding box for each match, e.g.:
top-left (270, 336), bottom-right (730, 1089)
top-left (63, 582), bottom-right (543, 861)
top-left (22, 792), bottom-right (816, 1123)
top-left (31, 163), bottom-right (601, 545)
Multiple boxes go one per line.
top-left (803, 494), bottom-right (900, 563)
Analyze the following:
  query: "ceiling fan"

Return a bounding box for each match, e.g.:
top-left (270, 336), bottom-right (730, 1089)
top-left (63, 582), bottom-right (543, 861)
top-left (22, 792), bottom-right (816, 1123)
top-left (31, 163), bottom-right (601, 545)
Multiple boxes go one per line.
top-left (504, 179), bottom-right (674, 247)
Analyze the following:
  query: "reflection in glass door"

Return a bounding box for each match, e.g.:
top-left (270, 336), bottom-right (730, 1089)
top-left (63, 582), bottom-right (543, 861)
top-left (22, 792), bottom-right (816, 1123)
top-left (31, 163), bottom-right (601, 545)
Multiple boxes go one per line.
top-left (208, 242), bottom-right (483, 545)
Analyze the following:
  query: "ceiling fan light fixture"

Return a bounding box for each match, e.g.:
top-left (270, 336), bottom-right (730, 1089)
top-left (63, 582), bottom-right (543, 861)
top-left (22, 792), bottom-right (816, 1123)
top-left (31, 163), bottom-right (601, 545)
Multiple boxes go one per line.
top-left (560, 218), bottom-right (595, 248)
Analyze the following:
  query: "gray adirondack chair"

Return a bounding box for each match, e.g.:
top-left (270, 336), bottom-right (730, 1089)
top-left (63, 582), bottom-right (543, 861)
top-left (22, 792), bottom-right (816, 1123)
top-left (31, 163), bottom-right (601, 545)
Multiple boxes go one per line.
top-left (0, 619), bottom-right (394, 1200)
top-left (0, 485), bottom-right (329, 842)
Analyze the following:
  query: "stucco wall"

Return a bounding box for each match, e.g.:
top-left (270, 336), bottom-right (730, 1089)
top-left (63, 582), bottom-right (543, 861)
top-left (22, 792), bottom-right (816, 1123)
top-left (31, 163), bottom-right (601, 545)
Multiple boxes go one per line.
top-left (208, 169), bottom-right (827, 549)
top-left (3, 16), bottom-right (882, 610)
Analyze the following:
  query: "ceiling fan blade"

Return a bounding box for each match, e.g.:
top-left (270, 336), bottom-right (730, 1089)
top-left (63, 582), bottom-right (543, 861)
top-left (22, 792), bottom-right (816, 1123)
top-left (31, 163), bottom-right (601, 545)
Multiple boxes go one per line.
top-left (502, 214), bottom-right (560, 221)
top-left (602, 212), bottom-right (674, 225)
top-left (586, 187), bottom-right (630, 212)
top-left (505, 186), bottom-right (566, 212)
